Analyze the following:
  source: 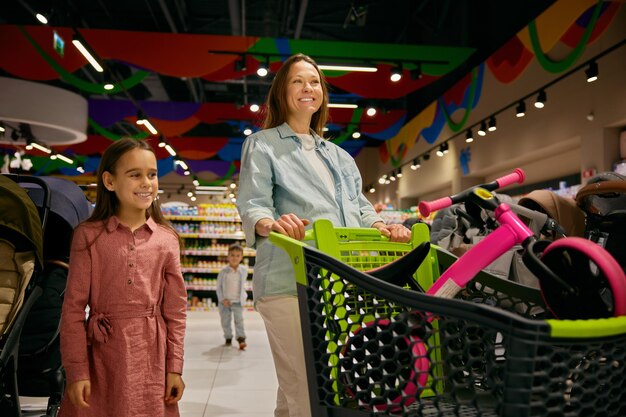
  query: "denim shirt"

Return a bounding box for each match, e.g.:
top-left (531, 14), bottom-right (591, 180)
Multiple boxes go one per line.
top-left (236, 122), bottom-right (383, 301)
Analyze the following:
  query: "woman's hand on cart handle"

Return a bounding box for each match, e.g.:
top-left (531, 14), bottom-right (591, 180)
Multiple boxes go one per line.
top-left (419, 168), bottom-right (526, 217)
top-left (256, 214), bottom-right (311, 240)
top-left (372, 222), bottom-right (411, 243)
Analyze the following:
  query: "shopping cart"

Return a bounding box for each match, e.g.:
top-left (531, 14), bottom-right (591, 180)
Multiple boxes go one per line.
top-left (270, 221), bottom-right (626, 417)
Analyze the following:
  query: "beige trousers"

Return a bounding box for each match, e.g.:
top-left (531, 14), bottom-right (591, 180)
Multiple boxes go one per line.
top-left (256, 295), bottom-right (312, 417)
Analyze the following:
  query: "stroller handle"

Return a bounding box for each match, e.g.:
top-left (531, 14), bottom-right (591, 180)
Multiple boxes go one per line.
top-left (419, 168), bottom-right (525, 217)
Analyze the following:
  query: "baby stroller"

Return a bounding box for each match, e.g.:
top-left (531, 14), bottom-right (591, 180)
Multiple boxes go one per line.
top-left (0, 174), bottom-right (48, 417)
top-left (16, 177), bottom-right (92, 417)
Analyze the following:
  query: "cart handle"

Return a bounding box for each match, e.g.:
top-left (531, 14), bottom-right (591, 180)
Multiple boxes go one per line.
top-left (303, 226), bottom-right (388, 242)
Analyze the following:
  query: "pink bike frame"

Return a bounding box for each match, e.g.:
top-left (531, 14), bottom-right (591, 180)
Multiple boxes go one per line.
top-left (426, 201), bottom-right (534, 298)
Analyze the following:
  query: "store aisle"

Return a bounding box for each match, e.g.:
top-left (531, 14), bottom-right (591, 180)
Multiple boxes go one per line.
top-left (21, 310), bottom-right (279, 417)
top-left (179, 310), bottom-right (278, 417)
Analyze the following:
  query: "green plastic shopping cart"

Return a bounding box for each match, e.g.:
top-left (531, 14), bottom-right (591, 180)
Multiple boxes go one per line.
top-left (270, 220), bottom-right (626, 417)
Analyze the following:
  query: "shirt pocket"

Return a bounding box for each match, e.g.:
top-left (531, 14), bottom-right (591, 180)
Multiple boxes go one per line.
top-left (341, 171), bottom-right (359, 201)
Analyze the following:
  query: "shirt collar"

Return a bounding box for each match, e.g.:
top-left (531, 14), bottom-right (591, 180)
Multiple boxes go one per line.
top-left (105, 215), bottom-right (157, 233)
top-left (277, 122), bottom-right (327, 149)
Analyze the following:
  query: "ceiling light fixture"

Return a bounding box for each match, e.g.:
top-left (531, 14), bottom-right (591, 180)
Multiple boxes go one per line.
top-left (72, 33), bottom-right (104, 72)
top-left (366, 106), bottom-right (377, 116)
top-left (410, 63), bottom-right (422, 80)
top-left (30, 142), bottom-right (52, 154)
top-left (243, 127), bottom-right (253, 136)
top-left (256, 56), bottom-right (269, 77)
top-left (515, 101), bottom-right (526, 118)
top-left (35, 13), bottom-right (48, 25)
top-left (396, 167), bottom-right (403, 178)
top-left (390, 63), bottom-right (403, 82)
top-left (465, 129), bottom-right (473, 143)
top-left (352, 131), bottom-right (361, 139)
top-left (164, 144), bottom-right (177, 157)
top-left (55, 154), bottom-right (74, 164)
top-left (0, 122), bottom-right (5, 133)
top-left (249, 103), bottom-right (260, 112)
top-left (488, 116), bottom-right (497, 132)
top-left (234, 54), bottom-right (247, 72)
top-left (534, 90), bottom-right (547, 109)
top-left (318, 64), bottom-right (377, 73)
top-left (436, 144), bottom-right (445, 157)
top-left (410, 158), bottom-right (421, 170)
top-left (175, 160), bottom-right (189, 171)
top-left (585, 61), bottom-right (598, 83)
top-left (477, 120), bottom-right (487, 136)
top-left (328, 103), bottom-right (358, 109)
top-left (368, 185), bottom-right (375, 193)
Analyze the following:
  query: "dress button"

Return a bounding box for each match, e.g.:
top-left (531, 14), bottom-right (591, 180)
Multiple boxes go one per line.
top-left (127, 280), bottom-right (132, 285)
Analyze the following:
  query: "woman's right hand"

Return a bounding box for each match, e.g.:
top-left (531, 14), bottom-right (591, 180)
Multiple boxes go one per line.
top-left (256, 214), bottom-right (310, 240)
top-left (66, 379), bottom-right (91, 408)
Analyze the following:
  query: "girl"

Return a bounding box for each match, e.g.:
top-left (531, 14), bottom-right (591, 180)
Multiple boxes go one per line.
top-left (59, 138), bottom-right (187, 417)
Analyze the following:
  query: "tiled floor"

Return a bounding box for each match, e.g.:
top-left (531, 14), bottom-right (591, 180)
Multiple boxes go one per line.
top-left (21, 310), bottom-right (279, 417)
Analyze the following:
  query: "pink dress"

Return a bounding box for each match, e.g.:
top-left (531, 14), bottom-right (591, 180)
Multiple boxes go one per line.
top-left (59, 216), bottom-right (187, 417)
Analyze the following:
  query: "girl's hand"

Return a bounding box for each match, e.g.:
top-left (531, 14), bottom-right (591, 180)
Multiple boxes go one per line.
top-left (66, 379), bottom-right (91, 408)
top-left (165, 372), bottom-right (185, 405)
top-left (256, 214), bottom-right (310, 240)
top-left (372, 222), bottom-right (411, 243)
top-left (222, 299), bottom-right (232, 308)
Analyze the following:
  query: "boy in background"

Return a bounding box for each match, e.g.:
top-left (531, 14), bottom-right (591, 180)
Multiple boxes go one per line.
top-left (216, 243), bottom-right (248, 349)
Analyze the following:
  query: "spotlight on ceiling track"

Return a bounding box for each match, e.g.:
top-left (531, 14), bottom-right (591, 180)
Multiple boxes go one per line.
top-left (390, 63), bottom-right (403, 82)
top-left (488, 116), bottom-right (497, 132)
top-left (534, 90), bottom-right (547, 109)
top-left (465, 129), bottom-right (473, 143)
top-left (256, 56), bottom-right (269, 77)
top-left (516, 101), bottom-right (526, 118)
top-left (477, 120), bottom-right (487, 136)
top-left (585, 61), bottom-right (598, 83)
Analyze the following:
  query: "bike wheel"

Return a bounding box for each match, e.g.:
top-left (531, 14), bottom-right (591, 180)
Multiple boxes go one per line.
top-left (539, 237), bottom-right (626, 319)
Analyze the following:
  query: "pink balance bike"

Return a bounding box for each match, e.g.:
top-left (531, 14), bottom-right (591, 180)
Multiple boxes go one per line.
top-left (418, 168), bottom-right (626, 319)
top-left (340, 168), bottom-right (626, 412)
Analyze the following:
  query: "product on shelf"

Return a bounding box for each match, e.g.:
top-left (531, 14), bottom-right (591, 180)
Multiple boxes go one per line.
top-left (164, 203), bottom-right (254, 310)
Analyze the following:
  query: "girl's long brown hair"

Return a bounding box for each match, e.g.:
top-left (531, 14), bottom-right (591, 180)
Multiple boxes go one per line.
top-left (86, 137), bottom-right (182, 247)
top-left (262, 53), bottom-right (330, 137)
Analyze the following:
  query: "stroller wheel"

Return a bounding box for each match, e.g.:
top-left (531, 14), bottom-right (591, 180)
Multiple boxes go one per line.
top-left (538, 237), bottom-right (626, 319)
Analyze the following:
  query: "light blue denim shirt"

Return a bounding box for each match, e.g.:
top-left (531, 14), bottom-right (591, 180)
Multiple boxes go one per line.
top-left (236, 122), bottom-right (383, 301)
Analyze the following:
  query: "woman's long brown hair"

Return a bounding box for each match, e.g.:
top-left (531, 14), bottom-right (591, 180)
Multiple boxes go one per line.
top-left (262, 53), bottom-right (330, 137)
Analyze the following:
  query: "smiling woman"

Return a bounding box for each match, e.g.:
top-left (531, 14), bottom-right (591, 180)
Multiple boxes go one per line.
top-left (236, 53), bottom-right (411, 417)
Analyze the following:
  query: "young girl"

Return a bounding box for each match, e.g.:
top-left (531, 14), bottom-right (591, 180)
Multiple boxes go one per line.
top-left (59, 138), bottom-right (187, 417)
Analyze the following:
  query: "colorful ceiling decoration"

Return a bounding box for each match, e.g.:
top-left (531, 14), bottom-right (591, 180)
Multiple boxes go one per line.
top-left (0, 0), bottom-right (621, 184)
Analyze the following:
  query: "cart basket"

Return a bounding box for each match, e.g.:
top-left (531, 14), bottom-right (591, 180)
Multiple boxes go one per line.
top-left (271, 232), bottom-right (626, 417)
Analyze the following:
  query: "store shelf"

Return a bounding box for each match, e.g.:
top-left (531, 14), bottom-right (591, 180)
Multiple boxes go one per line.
top-left (163, 203), bottom-right (255, 310)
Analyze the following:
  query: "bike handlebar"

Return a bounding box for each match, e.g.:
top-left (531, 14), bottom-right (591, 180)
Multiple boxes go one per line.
top-left (418, 168), bottom-right (525, 217)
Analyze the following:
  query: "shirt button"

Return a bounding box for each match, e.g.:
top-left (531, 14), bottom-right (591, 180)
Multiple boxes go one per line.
top-left (130, 246), bottom-right (135, 251)
top-left (129, 263), bottom-right (134, 267)
top-left (127, 280), bottom-right (132, 285)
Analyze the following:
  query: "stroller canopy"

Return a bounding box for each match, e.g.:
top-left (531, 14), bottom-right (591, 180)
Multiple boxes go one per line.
top-left (0, 175), bottom-right (43, 267)
top-left (22, 177), bottom-right (92, 262)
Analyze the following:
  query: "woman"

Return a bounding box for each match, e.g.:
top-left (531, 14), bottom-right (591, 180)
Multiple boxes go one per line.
top-left (237, 53), bottom-right (410, 417)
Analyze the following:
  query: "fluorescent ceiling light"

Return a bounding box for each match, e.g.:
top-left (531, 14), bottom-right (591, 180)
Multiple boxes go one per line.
top-left (164, 144), bottom-right (177, 156)
top-left (31, 142), bottom-right (52, 154)
top-left (319, 64), bottom-right (377, 73)
top-left (195, 185), bottom-right (228, 191)
top-left (328, 103), bottom-right (358, 109)
top-left (72, 37), bottom-right (104, 72)
top-left (56, 154), bottom-right (74, 164)
top-left (194, 190), bottom-right (228, 195)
